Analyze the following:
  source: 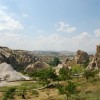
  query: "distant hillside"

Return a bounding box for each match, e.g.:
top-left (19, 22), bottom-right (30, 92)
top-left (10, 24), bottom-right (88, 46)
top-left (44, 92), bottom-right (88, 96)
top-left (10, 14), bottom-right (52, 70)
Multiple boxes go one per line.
top-left (0, 46), bottom-right (75, 71)
top-left (29, 50), bottom-right (75, 56)
top-left (0, 46), bottom-right (39, 71)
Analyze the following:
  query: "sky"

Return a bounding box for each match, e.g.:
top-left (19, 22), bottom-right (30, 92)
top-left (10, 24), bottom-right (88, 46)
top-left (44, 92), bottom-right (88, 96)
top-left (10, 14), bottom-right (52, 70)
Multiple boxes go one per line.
top-left (0, 0), bottom-right (100, 52)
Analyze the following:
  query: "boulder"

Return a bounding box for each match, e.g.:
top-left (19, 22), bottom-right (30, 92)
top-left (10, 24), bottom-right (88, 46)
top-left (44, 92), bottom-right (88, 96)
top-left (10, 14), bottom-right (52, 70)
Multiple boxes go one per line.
top-left (25, 61), bottom-right (49, 72)
top-left (0, 62), bottom-right (29, 81)
top-left (74, 50), bottom-right (89, 64)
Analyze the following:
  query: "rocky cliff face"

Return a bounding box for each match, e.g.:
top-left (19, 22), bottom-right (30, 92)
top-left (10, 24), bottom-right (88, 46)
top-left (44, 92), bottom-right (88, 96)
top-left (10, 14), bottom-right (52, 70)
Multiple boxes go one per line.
top-left (0, 46), bottom-right (40, 71)
top-left (74, 50), bottom-right (89, 64)
top-left (87, 45), bottom-right (100, 70)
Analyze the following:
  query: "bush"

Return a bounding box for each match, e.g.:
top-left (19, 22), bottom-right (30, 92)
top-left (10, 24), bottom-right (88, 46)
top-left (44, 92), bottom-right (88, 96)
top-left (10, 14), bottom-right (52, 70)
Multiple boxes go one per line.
top-left (65, 81), bottom-right (78, 95)
top-left (3, 87), bottom-right (16, 100)
top-left (56, 81), bottom-right (78, 100)
top-left (83, 70), bottom-right (96, 81)
top-left (31, 90), bottom-right (39, 97)
top-left (59, 67), bottom-right (72, 81)
top-left (72, 64), bottom-right (84, 74)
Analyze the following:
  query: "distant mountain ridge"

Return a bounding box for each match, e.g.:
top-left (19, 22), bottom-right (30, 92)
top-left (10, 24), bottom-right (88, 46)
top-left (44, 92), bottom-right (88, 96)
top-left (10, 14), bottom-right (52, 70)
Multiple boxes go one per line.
top-left (29, 50), bottom-right (76, 56)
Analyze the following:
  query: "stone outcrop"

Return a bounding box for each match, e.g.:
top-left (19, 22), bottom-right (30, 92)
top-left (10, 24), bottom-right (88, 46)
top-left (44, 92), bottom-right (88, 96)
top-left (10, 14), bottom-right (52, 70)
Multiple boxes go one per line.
top-left (87, 45), bottom-right (100, 70)
top-left (74, 50), bottom-right (89, 64)
top-left (55, 64), bottom-right (63, 75)
top-left (55, 59), bottom-right (72, 75)
top-left (0, 62), bottom-right (29, 81)
top-left (25, 61), bottom-right (49, 72)
top-left (0, 46), bottom-right (40, 71)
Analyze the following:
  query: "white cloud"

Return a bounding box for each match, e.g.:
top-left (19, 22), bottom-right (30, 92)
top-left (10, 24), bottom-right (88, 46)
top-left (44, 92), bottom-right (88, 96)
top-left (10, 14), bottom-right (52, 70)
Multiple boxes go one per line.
top-left (0, 32), bottom-right (29, 49)
top-left (94, 29), bottom-right (100, 37)
top-left (0, 7), bottom-right (98, 52)
top-left (56, 21), bottom-right (76, 33)
top-left (0, 9), bottom-right (23, 31)
top-left (0, 31), bottom-right (99, 51)
top-left (31, 32), bottom-right (99, 51)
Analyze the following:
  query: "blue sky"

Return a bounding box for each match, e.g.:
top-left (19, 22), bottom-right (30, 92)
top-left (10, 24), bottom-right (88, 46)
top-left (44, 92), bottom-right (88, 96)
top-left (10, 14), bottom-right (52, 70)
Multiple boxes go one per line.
top-left (0, 0), bottom-right (100, 52)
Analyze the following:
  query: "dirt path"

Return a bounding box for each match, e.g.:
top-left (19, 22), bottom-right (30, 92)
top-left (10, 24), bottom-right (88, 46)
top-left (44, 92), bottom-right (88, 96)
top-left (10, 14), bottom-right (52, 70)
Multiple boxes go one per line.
top-left (0, 81), bottom-right (21, 87)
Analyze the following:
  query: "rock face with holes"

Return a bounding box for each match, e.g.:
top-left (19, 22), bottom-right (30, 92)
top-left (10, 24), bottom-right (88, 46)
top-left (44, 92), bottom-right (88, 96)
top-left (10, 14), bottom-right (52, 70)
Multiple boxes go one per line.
top-left (87, 45), bottom-right (100, 70)
top-left (74, 50), bottom-right (89, 64)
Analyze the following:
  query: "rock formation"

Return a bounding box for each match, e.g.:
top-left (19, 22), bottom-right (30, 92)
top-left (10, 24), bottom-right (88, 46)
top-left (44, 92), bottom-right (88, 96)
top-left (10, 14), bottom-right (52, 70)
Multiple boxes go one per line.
top-left (55, 59), bottom-right (72, 75)
top-left (25, 61), bottom-right (49, 72)
top-left (55, 64), bottom-right (63, 75)
top-left (60, 50), bottom-right (89, 67)
top-left (87, 45), bottom-right (100, 70)
top-left (0, 46), bottom-right (40, 71)
top-left (74, 50), bottom-right (89, 64)
top-left (0, 62), bottom-right (29, 81)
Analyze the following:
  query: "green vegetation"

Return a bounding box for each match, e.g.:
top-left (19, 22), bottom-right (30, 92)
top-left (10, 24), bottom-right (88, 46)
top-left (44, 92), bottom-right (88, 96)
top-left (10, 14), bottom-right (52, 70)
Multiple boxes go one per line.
top-left (49, 57), bottom-right (60, 66)
top-left (3, 87), bottom-right (16, 100)
top-left (0, 64), bottom-right (100, 100)
top-left (28, 68), bottom-right (58, 85)
top-left (31, 90), bottom-right (39, 97)
top-left (59, 67), bottom-right (72, 81)
top-left (16, 81), bottom-right (43, 90)
top-left (83, 70), bottom-right (96, 82)
top-left (72, 64), bottom-right (84, 74)
top-left (82, 60), bottom-right (90, 68)
top-left (57, 81), bottom-right (78, 100)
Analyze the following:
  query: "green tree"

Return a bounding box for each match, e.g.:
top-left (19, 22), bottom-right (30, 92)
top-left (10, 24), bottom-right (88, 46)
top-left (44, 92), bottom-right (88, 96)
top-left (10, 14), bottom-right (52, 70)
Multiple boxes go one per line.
top-left (49, 57), bottom-right (60, 66)
top-left (65, 81), bottom-right (78, 100)
top-left (57, 81), bottom-right (78, 100)
top-left (35, 68), bottom-right (58, 86)
top-left (59, 67), bottom-right (72, 81)
top-left (54, 57), bottom-right (60, 66)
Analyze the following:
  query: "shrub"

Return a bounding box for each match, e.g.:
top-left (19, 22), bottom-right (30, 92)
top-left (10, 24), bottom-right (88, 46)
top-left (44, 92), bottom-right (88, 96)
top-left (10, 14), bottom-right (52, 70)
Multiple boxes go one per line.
top-left (3, 87), bottom-right (16, 100)
top-left (31, 90), bottom-right (39, 97)
top-left (83, 70), bottom-right (96, 82)
top-left (59, 67), bottom-right (72, 81)
top-left (72, 64), bottom-right (84, 74)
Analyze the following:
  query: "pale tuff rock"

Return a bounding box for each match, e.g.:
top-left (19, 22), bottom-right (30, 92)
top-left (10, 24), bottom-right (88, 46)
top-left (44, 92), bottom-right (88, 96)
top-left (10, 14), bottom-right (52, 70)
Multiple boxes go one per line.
top-left (25, 61), bottom-right (49, 72)
top-left (55, 64), bottom-right (71, 75)
top-left (0, 62), bottom-right (29, 81)
top-left (24, 64), bottom-right (34, 72)
top-left (62, 50), bottom-right (89, 66)
top-left (0, 46), bottom-right (40, 70)
top-left (87, 45), bottom-right (100, 70)
top-left (55, 64), bottom-right (63, 75)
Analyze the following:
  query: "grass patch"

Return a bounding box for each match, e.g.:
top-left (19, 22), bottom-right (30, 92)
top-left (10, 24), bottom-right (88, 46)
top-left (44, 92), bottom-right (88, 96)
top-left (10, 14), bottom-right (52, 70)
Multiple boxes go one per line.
top-left (15, 81), bottom-right (43, 91)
